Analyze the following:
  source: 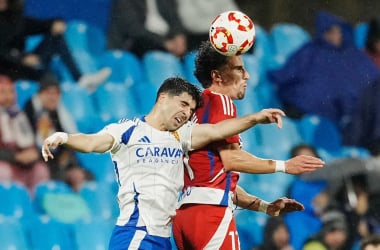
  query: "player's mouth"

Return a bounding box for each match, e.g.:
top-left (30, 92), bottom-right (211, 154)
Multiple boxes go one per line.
top-left (175, 117), bottom-right (183, 125)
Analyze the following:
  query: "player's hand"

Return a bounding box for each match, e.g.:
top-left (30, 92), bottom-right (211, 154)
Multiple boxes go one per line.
top-left (267, 197), bottom-right (304, 216)
top-left (42, 132), bottom-right (68, 162)
top-left (255, 108), bottom-right (286, 128)
top-left (285, 155), bottom-right (325, 174)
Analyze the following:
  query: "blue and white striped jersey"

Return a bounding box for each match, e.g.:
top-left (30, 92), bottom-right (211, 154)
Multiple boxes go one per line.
top-left (101, 117), bottom-right (194, 237)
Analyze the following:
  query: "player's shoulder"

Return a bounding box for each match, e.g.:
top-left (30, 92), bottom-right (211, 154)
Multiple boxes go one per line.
top-left (205, 89), bottom-right (232, 105)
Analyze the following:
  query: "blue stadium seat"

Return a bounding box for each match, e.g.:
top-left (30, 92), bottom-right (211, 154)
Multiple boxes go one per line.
top-left (269, 23), bottom-right (311, 68)
top-left (242, 54), bottom-right (261, 88)
top-left (60, 82), bottom-right (103, 132)
top-left (234, 87), bottom-right (263, 115)
top-left (64, 20), bottom-right (106, 56)
top-left (254, 173), bottom-right (295, 201)
top-left (33, 181), bottom-right (73, 214)
top-left (75, 152), bottom-right (115, 184)
top-left (98, 50), bottom-right (145, 85)
top-left (182, 50), bottom-right (202, 87)
top-left (235, 210), bottom-right (268, 249)
top-left (354, 22), bottom-right (369, 49)
top-left (0, 217), bottom-right (29, 250)
top-left (93, 82), bottom-right (141, 124)
top-left (73, 218), bottom-right (114, 250)
top-left (25, 35), bottom-right (43, 52)
top-left (251, 24), bottom-right (274, 64)
top-left (14, 80), bottom-right (39, 108)
top-left (72, 50), bottom-right (100, 74)
top-left (79, 181), bottom-right (118, 220)
top-left (130, 80), bottom-right (159, 115)
top-left (340, 146), bottom-right (371, 159)
top-left (142, 51), bottom-right (185, 87)
top-left (28, 215), bottom-right (75, 250)
top-left (255, 117), bottom-right (303, 159)
top-left (297, 114), bottom-right (342, 152)
top-left (0, 182), bottom-right (35, 224)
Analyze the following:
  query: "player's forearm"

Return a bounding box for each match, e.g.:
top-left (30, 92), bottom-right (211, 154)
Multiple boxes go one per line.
top-left (234, 186), bottom-right (267, 212)
top-left (211, 113), bottom-right (260, 140)
top-left (64, 133), bottom-right (111, 153)
top-left (221, 149), bottom-right (277, 173)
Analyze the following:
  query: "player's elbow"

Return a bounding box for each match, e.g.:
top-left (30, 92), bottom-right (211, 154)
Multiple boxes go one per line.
top-left (220, 151), bottom-right (237, 172)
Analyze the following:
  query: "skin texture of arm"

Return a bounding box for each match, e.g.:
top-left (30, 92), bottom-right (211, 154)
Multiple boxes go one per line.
top-left (42, 132), bottom-right (114, 161)
top-left (219, 143), bottom-right (324, 174)
top-left (190, 108), bottom-right (285, 150)
top-left (234, 185), bottom-right (304, 216)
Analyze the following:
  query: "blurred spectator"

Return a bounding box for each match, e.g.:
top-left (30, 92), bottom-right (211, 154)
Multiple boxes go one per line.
top-left (177, 0), bottom-right (240, 52)
top-left (345, 78), bottom-right (380, 153)
top-left (0, 74), bottom-right (50, 194)
top-left (268, 11), bottom-right (380, 137)
top-left (302, 210), bottom-right (349, 250)
top-left (107, 0), bottom-right (187, 58)
top-left (253, 216), bottom-right (294, 250)
top-left (0, 0), bottom-right (110, 92)
top-left (23, 72), bottom-right (93, 191)
top-left (360, 234), bottom-right (380, 250)
top-left (284, 178), bottom-right (332, 250)
top-left (365, 18), bottom-right (380, 68)
top-left (333, 173), bottom-right (378, 249)
top-left (290, 143), bottom-right (320, 158)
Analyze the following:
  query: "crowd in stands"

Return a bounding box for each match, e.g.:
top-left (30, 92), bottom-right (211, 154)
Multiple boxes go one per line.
top-left (1, 0), bottom-right (380, 249)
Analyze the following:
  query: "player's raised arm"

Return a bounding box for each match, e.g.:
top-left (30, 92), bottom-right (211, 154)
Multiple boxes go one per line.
top-left (42, 132), bottom-right (114, 162)
top-left (190, 108), bottom-right (285, 150)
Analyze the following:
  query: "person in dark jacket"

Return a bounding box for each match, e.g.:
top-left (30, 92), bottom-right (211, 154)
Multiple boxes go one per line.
top-left (0, 0), bottom-right (110, 92)
top-left (267, 11), bottom-right (380, 136)
top-left (107, 0), bottom-right (187, 58)
top-left (253, 216), bottom-right (294, 250)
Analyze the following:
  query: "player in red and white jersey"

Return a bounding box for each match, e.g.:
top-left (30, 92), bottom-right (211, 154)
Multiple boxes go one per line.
top-left (172, 41), bottom-right (325, 250)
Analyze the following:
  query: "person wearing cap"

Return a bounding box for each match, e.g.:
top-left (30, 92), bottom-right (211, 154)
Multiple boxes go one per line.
top-left (23, 72), bottom-right (93, 191)
top-left (302, 210), bottom-right (349, 250)
top-left (0, 74), bottom-right (50, 194)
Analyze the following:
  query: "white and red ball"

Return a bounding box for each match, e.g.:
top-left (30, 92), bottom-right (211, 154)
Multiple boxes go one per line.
top-left (209, 10), bottom-right (255, 56)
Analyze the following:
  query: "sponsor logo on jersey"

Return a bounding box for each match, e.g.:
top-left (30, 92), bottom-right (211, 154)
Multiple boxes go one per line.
top-left (135, 146), bottom-right (183, 158)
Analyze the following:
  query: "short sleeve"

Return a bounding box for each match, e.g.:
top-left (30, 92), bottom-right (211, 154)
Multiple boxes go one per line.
top-left (177, 121), bottom-right (195, 152)
top-left (99, 120), bottom-right (135, 152)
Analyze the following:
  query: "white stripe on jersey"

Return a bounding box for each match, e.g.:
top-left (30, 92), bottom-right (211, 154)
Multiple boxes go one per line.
top-left (204, 207), bottom-right (234, 249)
top-left (213, 92), bottom-right (234, 116)
top-left (128, 230), bottom-right (147, 250)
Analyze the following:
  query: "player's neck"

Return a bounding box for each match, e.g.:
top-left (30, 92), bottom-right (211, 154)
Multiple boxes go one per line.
top-left (208, 85), bottom-right (232, 97)
top-left (144, 112), bottom-right (166, 131)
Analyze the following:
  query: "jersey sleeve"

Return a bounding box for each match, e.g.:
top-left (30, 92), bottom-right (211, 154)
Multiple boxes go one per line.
top-left (177, 121), bottom-right (195, 152)
top-left (201, 94), bottom-right (240, 144)
top-left (98, 120), bottom-right (135, 153)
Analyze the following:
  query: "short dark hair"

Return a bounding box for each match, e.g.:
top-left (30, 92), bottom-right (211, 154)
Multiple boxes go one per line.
top-left (156, 77), bottom-right (203, 110)
top-left (194, 41), bottom-right (229, 89)
top-left (360, 234), bottom-right (380, 250)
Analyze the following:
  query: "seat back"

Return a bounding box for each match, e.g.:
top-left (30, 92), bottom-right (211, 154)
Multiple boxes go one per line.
top-left (270, 23), bottom-right (310, 67)
top-left (0, 217), bottom-right (29, 250)
top-left (98, 50), bottom-right (144, 85)
top-left (142, 51), bottom-right (185, 87)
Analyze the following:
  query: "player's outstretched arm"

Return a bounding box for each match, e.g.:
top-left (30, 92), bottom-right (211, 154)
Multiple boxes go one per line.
top-left (233, 186), bottom-right (304, 216)
top-left (41, 132), bottom-right (114, 162)
top-left (191, 108), bottom-right (285, 150)
top-left (220, 143), bottom-right (324, 174)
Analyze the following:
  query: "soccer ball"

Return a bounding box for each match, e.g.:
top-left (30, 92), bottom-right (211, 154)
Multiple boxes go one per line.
top-left (209, 10), bottom-right (255, 56)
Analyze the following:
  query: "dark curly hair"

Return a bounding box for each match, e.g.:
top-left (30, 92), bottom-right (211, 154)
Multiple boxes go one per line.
top-left (156, 77), bottom-right (203, 110)
top-left (194, 41), bottom-right (229, 89)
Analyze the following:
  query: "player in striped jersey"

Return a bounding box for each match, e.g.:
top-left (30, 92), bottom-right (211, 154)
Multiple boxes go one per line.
top-left (41, 77), bottom-right (287, 250)
top-left (172, 41), bottom-right (325, 250)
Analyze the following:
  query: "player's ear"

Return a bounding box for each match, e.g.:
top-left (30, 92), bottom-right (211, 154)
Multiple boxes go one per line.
top-left (211, 70), bottom-right (222, 82)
